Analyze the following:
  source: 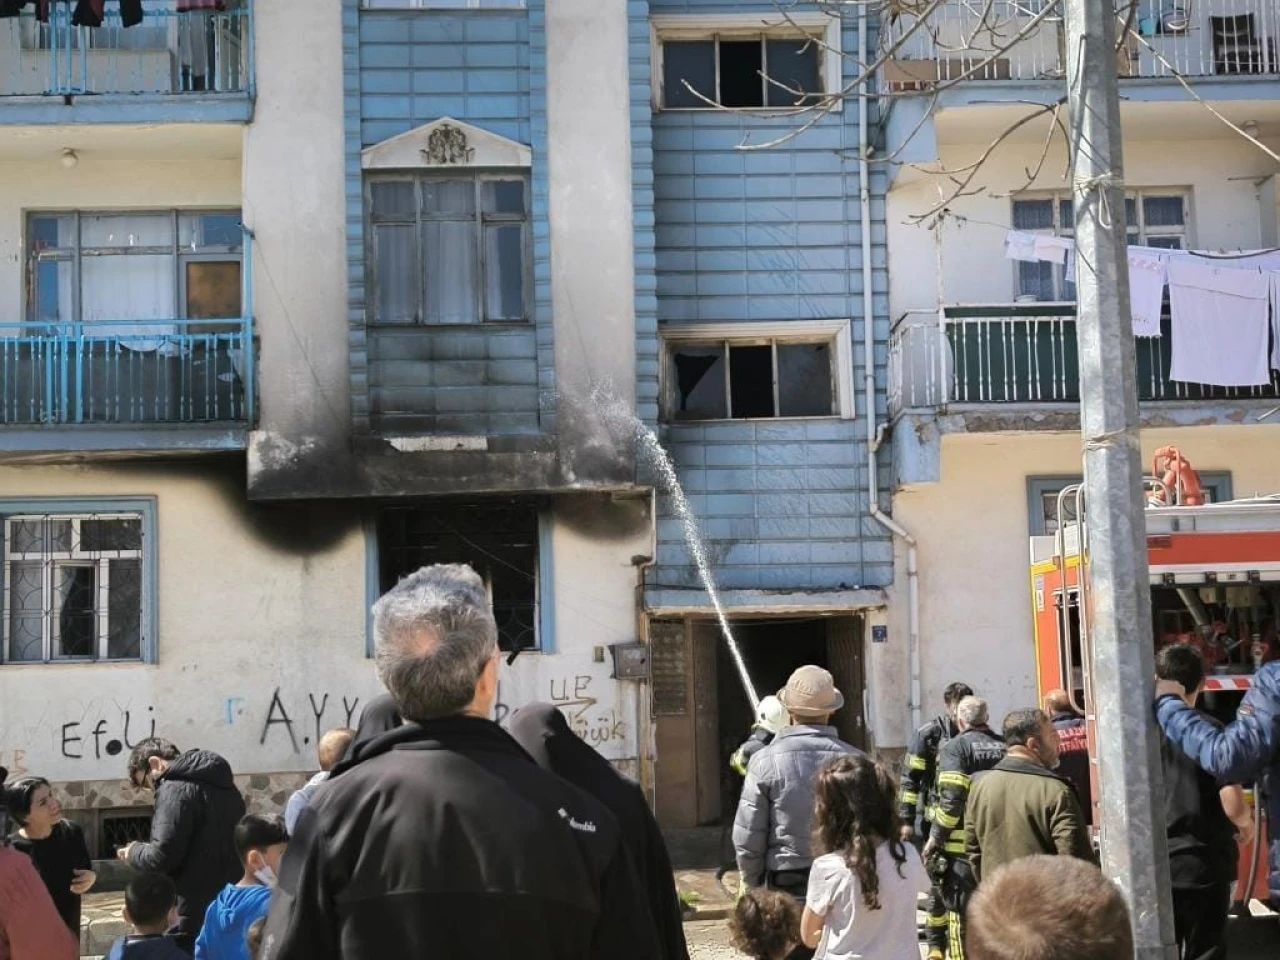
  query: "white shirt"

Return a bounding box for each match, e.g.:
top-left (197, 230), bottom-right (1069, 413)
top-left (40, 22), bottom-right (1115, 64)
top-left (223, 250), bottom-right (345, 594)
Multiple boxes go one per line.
top-left (805, 844), bottom-right (931, 960)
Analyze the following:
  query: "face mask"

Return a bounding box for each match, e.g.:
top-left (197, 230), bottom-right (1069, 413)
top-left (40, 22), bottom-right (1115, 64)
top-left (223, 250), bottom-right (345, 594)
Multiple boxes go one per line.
top-left (254, 865), bottom-right (278, 888)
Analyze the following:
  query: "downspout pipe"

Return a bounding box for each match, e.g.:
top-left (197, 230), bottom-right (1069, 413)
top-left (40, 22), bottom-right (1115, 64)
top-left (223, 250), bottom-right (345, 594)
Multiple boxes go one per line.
top-left (858, 4), bottom-right (922, 733)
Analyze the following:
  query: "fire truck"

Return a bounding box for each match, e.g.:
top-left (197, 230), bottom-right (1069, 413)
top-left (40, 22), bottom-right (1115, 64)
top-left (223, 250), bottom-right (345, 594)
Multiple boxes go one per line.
top-left (1030, 447), bottom-right (1276, 904)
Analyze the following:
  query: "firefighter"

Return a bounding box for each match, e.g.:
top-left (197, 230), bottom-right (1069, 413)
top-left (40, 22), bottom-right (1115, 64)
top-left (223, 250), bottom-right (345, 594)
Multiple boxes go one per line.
top-left (730, 696), bottom-right (788, 777)
top-left (899, 681), bottom-right (972, 960)
top-left (923, 696), bottom-right (1008, 960)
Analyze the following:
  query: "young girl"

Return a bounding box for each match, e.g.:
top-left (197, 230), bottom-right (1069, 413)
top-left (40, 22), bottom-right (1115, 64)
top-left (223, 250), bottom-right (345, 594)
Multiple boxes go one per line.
top-left (801, 755), bottom-right (931, 959)
top-left (4, 777), bottom-right (95, 936)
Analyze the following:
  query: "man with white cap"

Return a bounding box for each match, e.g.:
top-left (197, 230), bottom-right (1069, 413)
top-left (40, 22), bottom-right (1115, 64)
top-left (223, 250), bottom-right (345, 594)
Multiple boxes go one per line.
top-left (732, 666), bottom-right (859, 898)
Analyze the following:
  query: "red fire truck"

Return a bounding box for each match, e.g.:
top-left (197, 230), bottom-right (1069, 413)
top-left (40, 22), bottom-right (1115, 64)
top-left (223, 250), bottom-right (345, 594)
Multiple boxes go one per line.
top-left (1030, 448), bottom-right (1276, 904)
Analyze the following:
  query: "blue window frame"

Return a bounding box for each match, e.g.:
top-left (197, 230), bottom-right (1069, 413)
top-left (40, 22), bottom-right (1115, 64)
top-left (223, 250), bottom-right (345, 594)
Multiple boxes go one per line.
top-left (1027, 473), bottom-right (1233, 537)
top-left (0, 498), bottom-right (157, 665)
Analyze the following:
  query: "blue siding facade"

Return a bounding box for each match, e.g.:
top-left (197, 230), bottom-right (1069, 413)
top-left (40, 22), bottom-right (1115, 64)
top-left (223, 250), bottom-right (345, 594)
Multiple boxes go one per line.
top-left (640, 1), bottom-right (893, 596)
top-left (347, 6), bottom-right (554, 437)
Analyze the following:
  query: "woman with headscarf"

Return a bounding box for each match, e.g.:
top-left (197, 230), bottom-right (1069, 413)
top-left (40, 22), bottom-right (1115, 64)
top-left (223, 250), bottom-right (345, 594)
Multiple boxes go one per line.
top-left (336, 693), bottom-right (402, 769)
top-left (0, 767), bottom-right (80, 960)
top-left (508, 703), bottom-right (690, 960)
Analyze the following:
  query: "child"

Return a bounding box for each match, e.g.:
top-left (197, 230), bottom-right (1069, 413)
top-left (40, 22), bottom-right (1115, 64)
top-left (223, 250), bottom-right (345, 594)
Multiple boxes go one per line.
top-left (801, 755), bottom-right (931, 959)
top-left (729, 887), bottom-right (812, 960)
top-left (106, 873), bottom-right (187, 959)
top-left (194, 815), bottom-right (289, 960)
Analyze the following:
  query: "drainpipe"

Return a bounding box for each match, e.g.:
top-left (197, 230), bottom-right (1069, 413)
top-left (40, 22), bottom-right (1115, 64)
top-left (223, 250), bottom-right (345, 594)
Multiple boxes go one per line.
top-left (858, 3), bottom-right (923, 733)
top-left (633, 488), bottom-right (658, 805)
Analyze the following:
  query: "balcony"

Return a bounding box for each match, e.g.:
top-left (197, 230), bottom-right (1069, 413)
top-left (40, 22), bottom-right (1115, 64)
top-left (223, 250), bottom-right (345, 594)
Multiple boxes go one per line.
top-left (889, 304), bottom-right (1280, 418)
top-left (0, 0), bottom-right (253, 125)
top-left (883, 0), bottom-right (1280, 86)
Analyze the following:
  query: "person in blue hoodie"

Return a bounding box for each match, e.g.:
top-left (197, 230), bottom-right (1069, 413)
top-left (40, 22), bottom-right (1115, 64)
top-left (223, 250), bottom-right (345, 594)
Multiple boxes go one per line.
top-left (107, 873), bottom-right (188, 960)
top-left (194, 815), bottom-right (289, 960)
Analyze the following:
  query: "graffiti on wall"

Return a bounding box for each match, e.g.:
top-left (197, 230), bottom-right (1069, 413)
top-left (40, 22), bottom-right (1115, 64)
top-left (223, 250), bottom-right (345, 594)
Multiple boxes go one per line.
top-left (494, 674), bottom-right (628, 748)
top-left (245, 688), bottom-right (363, 754)
top-left (0, 700), bottom-right (157, 767)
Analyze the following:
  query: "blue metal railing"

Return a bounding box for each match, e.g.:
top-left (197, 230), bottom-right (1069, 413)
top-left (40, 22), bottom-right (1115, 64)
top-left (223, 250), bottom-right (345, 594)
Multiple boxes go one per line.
top-left (0, 316), bottom-right (254, 426)
top-left (1, 0), bottom-right (253, 98)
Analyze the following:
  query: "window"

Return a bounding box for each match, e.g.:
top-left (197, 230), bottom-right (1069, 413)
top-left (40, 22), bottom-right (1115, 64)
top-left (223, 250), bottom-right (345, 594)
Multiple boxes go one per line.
top-left (1012, 191), bottom-right (1188, 301)
top-left (375, 502), bottom-right (543, 652)
top-left (1028, 473), bottom-right (1232, 536)
top-left (660, 320), bottom-right (854, 421)
top-left (1, 502), bottom-right (155, 665)
top-left (653, 15), bottom-right (839, 110)
top-left (26, 211), bottom-right (243, 328)
top-left (367, 175), bottom-right (530, 325)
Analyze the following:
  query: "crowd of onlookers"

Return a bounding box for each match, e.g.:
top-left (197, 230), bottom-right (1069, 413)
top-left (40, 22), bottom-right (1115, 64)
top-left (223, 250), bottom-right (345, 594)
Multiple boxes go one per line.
top-left (1, 559), bottom-right (1277, 960)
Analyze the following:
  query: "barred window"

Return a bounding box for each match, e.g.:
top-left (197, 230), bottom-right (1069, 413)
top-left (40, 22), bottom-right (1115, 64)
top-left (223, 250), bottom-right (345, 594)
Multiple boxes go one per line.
top-left (375, 502), bottom-right (541, 653)
top-left (2, 507), bottom-right (152, 664)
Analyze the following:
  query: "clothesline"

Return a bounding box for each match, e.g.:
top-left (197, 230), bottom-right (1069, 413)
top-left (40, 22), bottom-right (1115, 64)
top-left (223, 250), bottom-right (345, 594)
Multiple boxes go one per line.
top-left (1005, 229), bottom-right (1280, 387)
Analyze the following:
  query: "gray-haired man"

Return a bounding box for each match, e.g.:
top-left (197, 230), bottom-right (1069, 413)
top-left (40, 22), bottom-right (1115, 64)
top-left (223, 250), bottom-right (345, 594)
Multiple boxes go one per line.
top-left (260, 564), bottom-right (658, 960)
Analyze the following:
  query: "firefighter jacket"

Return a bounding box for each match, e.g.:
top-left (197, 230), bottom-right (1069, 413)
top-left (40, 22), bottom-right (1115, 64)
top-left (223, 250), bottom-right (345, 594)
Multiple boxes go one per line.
top-left (898, 714), bottom-right (959, 826)
top-left (730, 727), bottom-right (774, 777)
top-left (928, 727), bottom-right (1008, 855)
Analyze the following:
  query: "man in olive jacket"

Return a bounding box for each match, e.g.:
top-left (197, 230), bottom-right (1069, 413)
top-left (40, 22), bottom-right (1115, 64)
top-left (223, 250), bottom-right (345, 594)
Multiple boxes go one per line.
top-left (964, 708), bottom-right (1093, 881)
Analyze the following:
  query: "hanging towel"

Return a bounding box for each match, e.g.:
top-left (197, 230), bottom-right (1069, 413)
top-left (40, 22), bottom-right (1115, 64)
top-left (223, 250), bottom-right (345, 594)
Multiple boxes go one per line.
top-left (1033, 234), bottom-right (1072, 264)
top-left (1127, 253), bottom-right (1166, 338)
top-left (1005, 230), bottom-right (1038, 263)
top-left (1167, 260), bottom-right (1272, 387)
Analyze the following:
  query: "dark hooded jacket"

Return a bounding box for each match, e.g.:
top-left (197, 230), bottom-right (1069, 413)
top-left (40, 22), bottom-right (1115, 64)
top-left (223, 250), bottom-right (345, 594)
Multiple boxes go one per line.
top-left (126, 750), bottom-right (245, 938)
top-left (509, 704), bottom-right (690, 960)
top-left (260, 715), bottom-right (660, 960)
top-left (339, 693), bottom-right (401, 766)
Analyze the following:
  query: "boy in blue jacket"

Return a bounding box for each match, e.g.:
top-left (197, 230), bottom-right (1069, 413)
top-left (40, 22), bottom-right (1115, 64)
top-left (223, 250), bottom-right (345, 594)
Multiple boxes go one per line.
top-left (195, 814), bottom-right (289, 960)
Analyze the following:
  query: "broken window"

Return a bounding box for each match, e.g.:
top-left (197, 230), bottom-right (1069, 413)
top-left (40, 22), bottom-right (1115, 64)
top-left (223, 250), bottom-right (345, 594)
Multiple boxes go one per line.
top-left (661, 34), bottom-right (822, 109)
top-left (376, 502), bottom-right (540, 652)
top-left (667, 338), bottom-right (835, 421)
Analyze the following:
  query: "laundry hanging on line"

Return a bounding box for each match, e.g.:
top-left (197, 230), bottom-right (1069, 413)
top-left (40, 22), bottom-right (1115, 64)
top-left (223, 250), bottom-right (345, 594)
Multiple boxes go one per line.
top-left (0, 1), bottom-right (147, 27)
top-left (1003, 229), bottom-right (1280, 386)
top-left (1167, 259), bottom-right (1272, 388)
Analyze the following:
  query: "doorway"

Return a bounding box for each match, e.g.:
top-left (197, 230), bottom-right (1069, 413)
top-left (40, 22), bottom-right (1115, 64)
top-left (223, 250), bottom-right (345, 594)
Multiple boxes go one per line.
top-left (652, 613), bottom-right (866, 829)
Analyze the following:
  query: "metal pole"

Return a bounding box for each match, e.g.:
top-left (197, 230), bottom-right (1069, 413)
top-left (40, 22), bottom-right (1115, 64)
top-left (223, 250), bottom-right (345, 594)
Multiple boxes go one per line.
top-left (1060, 0), bottom-right (1177, 955)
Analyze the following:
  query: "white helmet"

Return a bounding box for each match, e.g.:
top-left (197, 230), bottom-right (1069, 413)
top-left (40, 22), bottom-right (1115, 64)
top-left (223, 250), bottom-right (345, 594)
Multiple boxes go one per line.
top-left (756, 695), bottom-right (788, 735)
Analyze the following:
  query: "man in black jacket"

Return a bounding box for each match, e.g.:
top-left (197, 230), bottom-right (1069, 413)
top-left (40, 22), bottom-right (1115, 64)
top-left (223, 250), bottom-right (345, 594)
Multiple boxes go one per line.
top-left (118, 738), bottom-right (245, 953)
top-left (260, 563), bottom-right (659, 960)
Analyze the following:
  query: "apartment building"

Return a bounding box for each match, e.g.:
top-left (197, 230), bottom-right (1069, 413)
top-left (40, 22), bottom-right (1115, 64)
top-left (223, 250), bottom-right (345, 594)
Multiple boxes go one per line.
top-left (0, 0), bottom-right (905, 840)
top-left (883, 0), bottom-right (1280, 721)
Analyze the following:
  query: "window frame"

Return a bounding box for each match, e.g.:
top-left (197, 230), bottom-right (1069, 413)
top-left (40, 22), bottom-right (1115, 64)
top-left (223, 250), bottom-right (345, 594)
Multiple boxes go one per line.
top-left (1027, 473), bottom-right (1233, 537)
top-left (365, 171), bottom-right (533, 327)
top-left (0, 498), bottom-right (158, 666)
top-left (650, 13), bottom-right (842, 111)
top-left (365, 502), bottom-right (553, 657)
top-left (1010, 189), bottom-right (1192, 301)
top-left (659, 319), bottom-right (855, 422)
top-left (24, 209), bottom-right (244, 329)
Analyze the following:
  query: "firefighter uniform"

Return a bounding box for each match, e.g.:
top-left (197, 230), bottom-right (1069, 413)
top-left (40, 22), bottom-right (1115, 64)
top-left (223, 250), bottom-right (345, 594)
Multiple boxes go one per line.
top-left (929, 727), bottom-right (1008, 960)
top-left (899, 715), bottom-right (959, 959)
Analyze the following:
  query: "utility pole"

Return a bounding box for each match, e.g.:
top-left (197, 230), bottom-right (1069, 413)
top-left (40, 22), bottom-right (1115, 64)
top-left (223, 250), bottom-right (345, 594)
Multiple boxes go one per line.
top-left (1061, 0), bottom-right (1177, 956)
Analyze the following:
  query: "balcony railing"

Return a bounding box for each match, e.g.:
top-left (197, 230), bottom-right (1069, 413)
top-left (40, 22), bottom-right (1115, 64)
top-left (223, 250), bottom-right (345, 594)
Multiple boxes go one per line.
top-left (0, 317), bottom-right (254, 427)
top-left (882, 0), bottom-right (1280, 86)
top-left (889, 304), bottom-right (1280, 416)
top-left (1, 1), bottom-right (251, 99)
